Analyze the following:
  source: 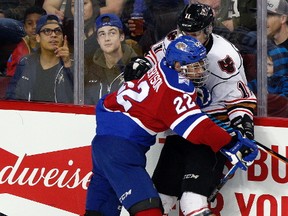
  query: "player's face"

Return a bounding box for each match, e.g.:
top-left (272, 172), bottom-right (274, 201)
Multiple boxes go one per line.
top-left (71, 0), bottom-right (93, 21)
top-left (267, 56), bottom-right (274, 77)
top-left (181, 59), bottom-right (209, 86)
top-left (185, 61), bottom-right (204, 78)
top-left (267, 14), bottom-right (284, 39)
top-left (182, 30), bottom-right (208, 45)
top-left (36, 23), bottom-right (64, 51)
top-left (97, 26), bottom-right (124, 54)
top-left (24, 13), bottom-right (42, 40)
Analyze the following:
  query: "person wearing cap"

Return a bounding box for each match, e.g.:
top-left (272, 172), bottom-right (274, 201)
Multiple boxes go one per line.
top-left (84, 13), bottom-right (137, 105)
top-left (6, 14), bottom-right (74, 103)
top-left (250, 1), bottom-right (288, 68)
top-left (265, 0), bottom-right (288, 49)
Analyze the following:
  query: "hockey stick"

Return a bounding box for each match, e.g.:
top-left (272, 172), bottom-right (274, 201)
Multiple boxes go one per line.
top-left (208, 114), bottom-right (288, 164)
top-left (207, 164), bottom-right (238, 203)
top-left (207, 114), bottom-right (288, 202)
top-left (254, 141), bottom-right (288, 164)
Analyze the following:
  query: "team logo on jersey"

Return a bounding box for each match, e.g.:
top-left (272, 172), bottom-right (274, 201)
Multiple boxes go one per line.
top-left (166, 30), bottom-right (178, 41)
top-left (178, 74), bottom-right (190, 85)
top-left (217, 55), bottom-right (235, 74)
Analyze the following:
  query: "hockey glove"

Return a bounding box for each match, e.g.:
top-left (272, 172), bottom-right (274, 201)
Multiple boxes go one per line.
top-left (231, 114), bottom-right (254, 140)
top-left (221, 130), bottom-right (259, 171)
top-left (123, 57), bottom-right (152, 81)
top-left (196, 86), bottom-right (212, 108)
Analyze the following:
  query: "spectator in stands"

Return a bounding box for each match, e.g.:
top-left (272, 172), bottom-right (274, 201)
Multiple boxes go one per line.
top-left (43, 0), bottom-right (130, 82)
top-left (84, 13), bottom-right (137, 105)
top-left (189, 0), bottom-right (256, 55)
top-left (219, 0), bottom-right (256, 32)
top-left (6, 14), bottom-right (73, 103)
top-left (0, 0), bottom-right (36, 75)
top-left (126, 0), bottom-right (186, 54)
top-left (42, 0), bottom-right (126, 21)
top-left (189, 0), bottom-right (256, 32)
top-left (0, 0), bottom-right (35, 20)
top-left (265, 0), bottom-right (288, 50)
top-left (6, 6), bottom-right (46, 77)
top-left (64, 0), bottom-right (100, 69)
top-left (42, 0), bottom-right (65, 20)
top-left (0, 0), bottom-right (36, 43)
top-left (189, 0), bottom-right (221, 16)
top-left (248, 41), bottom-right (288, 98)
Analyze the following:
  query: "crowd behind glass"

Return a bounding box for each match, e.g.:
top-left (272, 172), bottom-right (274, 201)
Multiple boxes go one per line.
top-left (0, 0), bottom-right (287, 117)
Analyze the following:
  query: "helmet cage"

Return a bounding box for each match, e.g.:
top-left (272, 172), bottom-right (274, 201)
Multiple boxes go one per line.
top-left (180, 57), bottom-right (209, 87)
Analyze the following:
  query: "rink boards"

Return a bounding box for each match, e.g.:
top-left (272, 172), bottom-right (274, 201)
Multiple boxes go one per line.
top-left (0, 101), bottom-right (287, 216)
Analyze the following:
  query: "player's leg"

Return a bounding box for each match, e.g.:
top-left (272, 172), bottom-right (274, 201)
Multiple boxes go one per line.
top-left (178, 137), bottom-right (226, 216)
top-left (180, 192), bottom-right (216, 216)
top-left (84, 210), bottom-right (102, 216)
top-left (94, 135), bottom-right (163, 216)
top-left (85, 136), bottom-right (122, 216)
top-left (152, 135), bottom-right (186, 214)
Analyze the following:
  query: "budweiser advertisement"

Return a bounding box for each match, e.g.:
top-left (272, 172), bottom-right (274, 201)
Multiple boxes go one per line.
top-left (0, 101), bottom-right (288, 216)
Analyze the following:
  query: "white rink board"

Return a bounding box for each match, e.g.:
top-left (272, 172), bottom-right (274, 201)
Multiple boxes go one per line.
top-left (0, 107), bottom-right (287, 216)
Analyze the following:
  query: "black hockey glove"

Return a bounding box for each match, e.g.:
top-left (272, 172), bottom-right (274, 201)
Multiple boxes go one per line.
top-left (221, 130), bottom-right (258, 171)
top-left (123, 57), bottom-right (152, 81)
top-left (231, 114), bottom-right (254, 140)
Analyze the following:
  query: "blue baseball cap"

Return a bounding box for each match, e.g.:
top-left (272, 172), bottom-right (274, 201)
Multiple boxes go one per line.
top-left (36, 14), bottom-right (62, 34)
top-left (95, 13), bottom-right (123, 31)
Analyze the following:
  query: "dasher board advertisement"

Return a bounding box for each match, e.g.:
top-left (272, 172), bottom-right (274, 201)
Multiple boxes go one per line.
top-left (0, 102), bottom-right (287, 216)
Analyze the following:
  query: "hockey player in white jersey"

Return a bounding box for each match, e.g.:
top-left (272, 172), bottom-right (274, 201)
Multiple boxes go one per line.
top-left (149, 3), bottom-right (257, 216)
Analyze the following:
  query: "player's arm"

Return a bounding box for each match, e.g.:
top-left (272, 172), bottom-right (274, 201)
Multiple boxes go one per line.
top-left (180, 111), bottom-right (258, 171)
top-left (210, 79), bottom-right (257, 139)
top-left (224, 82), bottom-right (257, 139)
top-left (159, 89), bottom-right (258, 170)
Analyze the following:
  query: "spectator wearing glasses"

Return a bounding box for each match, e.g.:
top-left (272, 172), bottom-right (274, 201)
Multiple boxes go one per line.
top-left (6, 14), bottom-right (74, 103)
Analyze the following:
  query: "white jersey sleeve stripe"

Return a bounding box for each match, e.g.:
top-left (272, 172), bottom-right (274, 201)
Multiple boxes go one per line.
top-left (170, 109), bottom-right (202, 130)
top-left (182, 115), bottom-right (208, 139)
top-left (145, 54), bottom-right (157, 66)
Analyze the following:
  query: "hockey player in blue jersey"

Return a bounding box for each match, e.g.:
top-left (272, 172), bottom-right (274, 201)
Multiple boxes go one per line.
top-left (84, 35), bottom-right (258, 216)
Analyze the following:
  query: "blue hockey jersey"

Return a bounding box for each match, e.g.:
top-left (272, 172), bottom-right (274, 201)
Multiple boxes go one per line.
top-left (95, 59), bottom-right (232, 152)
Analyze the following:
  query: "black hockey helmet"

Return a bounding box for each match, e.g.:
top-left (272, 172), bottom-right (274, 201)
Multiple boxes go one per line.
top-left (177, 3), bottom-right (214, 33)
